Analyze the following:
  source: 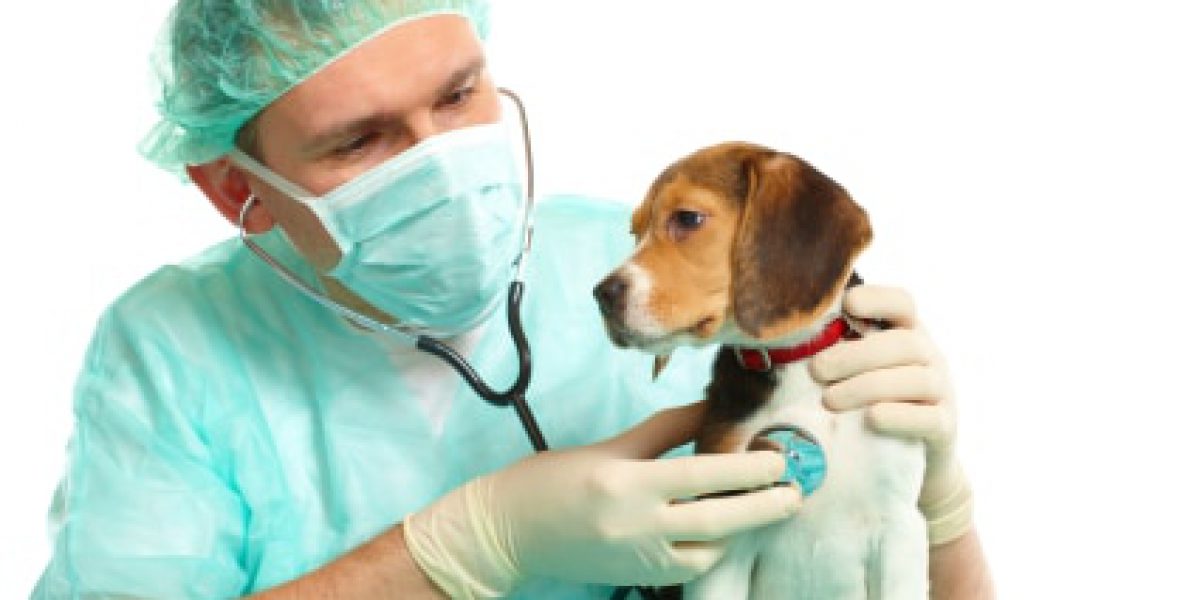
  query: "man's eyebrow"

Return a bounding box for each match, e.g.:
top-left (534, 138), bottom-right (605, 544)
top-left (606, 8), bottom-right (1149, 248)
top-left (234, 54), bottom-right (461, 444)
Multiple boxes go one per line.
top-left (302, 114), bottom-right (389, 155)
top-left (301, 57), bottom-right (487, 155)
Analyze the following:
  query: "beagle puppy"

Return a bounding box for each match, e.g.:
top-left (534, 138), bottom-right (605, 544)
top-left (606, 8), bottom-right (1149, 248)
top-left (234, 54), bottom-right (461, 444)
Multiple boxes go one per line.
top-left (595, 142), bottom-right (928, 599)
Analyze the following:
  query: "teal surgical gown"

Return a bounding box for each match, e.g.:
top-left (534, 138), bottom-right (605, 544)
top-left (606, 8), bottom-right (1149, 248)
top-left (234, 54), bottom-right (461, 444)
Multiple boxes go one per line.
top-left (33, 195), bottom-right (715, 599)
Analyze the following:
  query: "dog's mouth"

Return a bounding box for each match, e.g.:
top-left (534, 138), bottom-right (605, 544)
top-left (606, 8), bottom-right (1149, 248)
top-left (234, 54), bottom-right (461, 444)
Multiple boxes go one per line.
top-left (601, 318), bottom-right (655, 349)
top-left (601, 319), bottom-right (634, 348)
top-left (601, 314), bottom-right (718, 353)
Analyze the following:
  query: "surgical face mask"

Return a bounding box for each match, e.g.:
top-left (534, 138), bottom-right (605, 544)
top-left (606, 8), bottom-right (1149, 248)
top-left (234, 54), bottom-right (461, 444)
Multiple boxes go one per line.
top-left (231, 122), bottom-right (526, 337)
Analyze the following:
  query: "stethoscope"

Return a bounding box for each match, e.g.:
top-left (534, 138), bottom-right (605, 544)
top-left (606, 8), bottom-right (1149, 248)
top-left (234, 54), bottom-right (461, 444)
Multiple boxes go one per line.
top-left (236, 90), bottom-right (829, 600)
top-left (237, 88), bottom-right (549, 452)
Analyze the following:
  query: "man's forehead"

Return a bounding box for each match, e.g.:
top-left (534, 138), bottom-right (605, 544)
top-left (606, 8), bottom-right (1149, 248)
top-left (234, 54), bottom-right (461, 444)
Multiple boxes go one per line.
top-left (262, 15), bottom-right (485, 137)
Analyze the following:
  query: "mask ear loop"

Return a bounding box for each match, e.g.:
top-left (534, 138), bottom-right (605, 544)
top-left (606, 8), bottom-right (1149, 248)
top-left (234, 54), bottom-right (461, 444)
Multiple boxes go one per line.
top-left (237, 196), bottom-right (422, 341)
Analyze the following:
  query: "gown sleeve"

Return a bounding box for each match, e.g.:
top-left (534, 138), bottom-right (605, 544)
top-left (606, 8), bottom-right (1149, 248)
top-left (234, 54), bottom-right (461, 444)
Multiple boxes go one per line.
top-left (32, 303), bottom-right (250, 599)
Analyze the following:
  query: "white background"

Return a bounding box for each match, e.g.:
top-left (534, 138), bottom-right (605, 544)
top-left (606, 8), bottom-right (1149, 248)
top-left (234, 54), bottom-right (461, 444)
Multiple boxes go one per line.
top-left (2, 1), bottom-right (1198, 597)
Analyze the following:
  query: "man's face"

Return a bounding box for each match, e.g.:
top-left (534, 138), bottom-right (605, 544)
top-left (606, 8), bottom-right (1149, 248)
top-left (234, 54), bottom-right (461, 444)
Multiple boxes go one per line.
top-left (230, 14), bottom-right (502, 319)
top-left (253, 15), bottom-right (500, 195)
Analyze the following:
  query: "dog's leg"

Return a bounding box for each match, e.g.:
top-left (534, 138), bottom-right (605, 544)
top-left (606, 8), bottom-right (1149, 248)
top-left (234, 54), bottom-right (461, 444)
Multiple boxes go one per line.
top-left (873, 513), bottom-right (929, 600)
top-left (683, 533), bottom-right (758, 600)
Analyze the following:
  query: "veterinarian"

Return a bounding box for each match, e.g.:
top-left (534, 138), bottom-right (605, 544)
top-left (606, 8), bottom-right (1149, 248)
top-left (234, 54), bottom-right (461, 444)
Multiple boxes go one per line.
top-left (33, 1), bottom-right (991, 598)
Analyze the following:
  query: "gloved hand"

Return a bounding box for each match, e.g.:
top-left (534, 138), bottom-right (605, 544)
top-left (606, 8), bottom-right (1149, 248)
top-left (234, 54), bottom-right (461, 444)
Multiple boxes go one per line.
top-left (810, 285), bottom-right (974, 546)
top-left (403, 403), bottom-right (802, 598)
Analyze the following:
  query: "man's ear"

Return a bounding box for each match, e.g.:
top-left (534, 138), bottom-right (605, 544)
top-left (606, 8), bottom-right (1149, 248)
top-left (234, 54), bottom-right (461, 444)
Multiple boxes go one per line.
top-left (187, 159), bottom-right (276, 233)
top-left (730, 151), bottom-right (873, 340)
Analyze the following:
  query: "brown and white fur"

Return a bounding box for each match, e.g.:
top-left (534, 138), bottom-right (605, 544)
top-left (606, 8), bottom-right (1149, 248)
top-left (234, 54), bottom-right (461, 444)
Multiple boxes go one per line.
top-left (594, 142), bottom-right (927, 599)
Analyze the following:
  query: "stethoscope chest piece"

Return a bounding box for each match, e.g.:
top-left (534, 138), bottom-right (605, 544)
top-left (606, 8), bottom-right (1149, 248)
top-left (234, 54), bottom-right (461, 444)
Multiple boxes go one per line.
top-left (760, 426), bottom-right (827, 497)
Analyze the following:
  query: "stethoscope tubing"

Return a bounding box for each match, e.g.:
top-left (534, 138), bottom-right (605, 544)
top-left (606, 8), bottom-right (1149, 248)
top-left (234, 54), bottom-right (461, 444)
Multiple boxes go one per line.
top-left (415, 281), bottom-right (547, 451)
top-left (236, 88), bottom-right (548, 451)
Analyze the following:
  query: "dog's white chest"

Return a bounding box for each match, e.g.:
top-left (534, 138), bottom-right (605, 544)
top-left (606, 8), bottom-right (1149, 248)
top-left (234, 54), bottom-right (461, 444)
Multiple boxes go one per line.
top-left (687, 362), bottom-right (929, 600)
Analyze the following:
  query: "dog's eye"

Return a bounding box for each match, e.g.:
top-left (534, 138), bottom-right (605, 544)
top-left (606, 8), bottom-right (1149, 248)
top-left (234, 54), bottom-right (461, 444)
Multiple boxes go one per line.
top-left (668, 210), bottom-right (706, 240)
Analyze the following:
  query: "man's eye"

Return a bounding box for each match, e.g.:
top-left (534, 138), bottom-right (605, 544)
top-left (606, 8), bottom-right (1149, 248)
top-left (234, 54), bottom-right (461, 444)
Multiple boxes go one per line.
top-left (334, 132), bottom-right (380, 156)
top-left (440, 85), bottom-right (477, 108)
top-left (668, 210), bottom-right (706, 240)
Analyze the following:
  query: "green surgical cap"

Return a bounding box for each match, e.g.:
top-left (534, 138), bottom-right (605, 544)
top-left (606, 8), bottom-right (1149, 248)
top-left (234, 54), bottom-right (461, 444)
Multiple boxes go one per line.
top-left (139, 0), bottom-right (490, 176)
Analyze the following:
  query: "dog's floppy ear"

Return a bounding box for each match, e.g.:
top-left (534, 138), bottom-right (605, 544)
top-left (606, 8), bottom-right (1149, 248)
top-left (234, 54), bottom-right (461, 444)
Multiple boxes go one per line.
top-left (630, 200), bottom-right (651, 239)
top-left (731, 151), bottom-right (873, 340)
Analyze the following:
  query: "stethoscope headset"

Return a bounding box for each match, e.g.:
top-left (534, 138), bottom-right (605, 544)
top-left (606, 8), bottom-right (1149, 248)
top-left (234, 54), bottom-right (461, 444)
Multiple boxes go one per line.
top-left (238, 89), bottom-right (547, 451)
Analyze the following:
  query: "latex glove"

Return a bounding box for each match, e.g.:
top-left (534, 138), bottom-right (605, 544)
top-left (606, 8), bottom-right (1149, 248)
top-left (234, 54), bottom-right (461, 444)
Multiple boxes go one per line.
top-left (403, 403), bottom-right (802, 598)
top-left (810, 285), bottom-right (973, 546)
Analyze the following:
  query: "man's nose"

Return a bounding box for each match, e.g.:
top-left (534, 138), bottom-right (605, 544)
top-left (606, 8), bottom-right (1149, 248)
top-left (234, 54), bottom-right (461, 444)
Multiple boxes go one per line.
top-left (593, 274), bottom-right (629, 317)
top-left (408, 114), bottom-right (440, 145)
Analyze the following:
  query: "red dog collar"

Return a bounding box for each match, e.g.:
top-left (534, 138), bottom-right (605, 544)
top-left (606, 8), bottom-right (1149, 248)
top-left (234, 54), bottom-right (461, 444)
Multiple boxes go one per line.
top-left (735, 318), bottom-right (849, 372)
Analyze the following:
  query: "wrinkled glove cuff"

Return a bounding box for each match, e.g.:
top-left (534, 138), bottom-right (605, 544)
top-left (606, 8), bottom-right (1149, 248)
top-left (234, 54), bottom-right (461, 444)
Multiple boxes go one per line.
top-left (918, 463), bottom-right (974, 546)
top-left (403, 477), bottom-right (521, 598)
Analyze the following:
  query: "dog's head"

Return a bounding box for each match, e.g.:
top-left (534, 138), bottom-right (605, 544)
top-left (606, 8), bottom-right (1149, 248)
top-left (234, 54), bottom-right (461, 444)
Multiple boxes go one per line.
top-left (595, 142), bottom-right (872, 355)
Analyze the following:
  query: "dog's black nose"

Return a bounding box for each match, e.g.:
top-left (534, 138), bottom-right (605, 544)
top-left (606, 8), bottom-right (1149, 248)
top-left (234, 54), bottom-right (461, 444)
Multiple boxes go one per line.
top-left (593, 275), bottom-right (629, 317)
